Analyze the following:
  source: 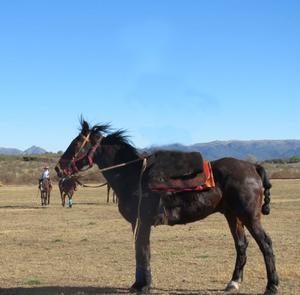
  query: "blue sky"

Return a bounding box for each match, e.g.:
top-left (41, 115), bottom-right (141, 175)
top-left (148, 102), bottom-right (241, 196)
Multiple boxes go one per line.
top-left (0, 0), bottom-right (299, 152)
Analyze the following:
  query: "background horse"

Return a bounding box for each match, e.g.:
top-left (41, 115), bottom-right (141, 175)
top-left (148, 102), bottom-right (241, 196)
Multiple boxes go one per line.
top-left (40, 178), bottom-right (51, 206)
top-left (58, 176), bottom-right (81, 208)
top-left (55, 120), bottom-right (279, 295)
top-left (106, 183), bottom-right (117, 203)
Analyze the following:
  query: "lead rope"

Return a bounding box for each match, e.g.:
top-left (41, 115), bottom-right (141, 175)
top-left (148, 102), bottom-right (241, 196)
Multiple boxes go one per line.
top-left (134, 157), bottom-right (148, 242)
top-left (82, 182), bottom-right (108, 188)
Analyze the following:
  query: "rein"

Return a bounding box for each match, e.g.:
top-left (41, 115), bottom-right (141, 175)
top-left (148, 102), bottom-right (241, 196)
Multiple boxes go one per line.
top-left (82, 182), bottom-right (108, 188)
top-left (97, 158), bottom-right (143, 173)
top-left (134, 157), bottom-right (148, 241)
top-left (74, 158), bottom-right (144, 188)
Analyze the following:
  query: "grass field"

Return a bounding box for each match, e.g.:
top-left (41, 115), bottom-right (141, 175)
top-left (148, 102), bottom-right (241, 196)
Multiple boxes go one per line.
top-left (0, 180), bottom-right (299, 295)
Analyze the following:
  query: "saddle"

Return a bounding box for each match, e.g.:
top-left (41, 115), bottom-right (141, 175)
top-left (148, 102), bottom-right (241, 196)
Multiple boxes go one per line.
top-left (147, 150), bottom-right (215, 193)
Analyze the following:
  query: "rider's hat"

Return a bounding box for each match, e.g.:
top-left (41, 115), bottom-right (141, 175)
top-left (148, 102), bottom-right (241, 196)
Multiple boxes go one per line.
top-left (44, 166), bottom-right (49, 169)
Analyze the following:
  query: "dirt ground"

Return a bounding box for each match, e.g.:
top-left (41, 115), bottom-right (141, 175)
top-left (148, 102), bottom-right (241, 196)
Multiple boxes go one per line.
top-left (0, 180), bottom-right (299, 295)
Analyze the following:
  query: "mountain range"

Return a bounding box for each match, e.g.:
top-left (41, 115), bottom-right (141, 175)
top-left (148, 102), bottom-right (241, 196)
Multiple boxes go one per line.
top-left (0, 146), bottom-right (47, 155)
top-left (148, 140), bottom-right (300, 161)
top-left (1, 140), bottom-right (300, 161)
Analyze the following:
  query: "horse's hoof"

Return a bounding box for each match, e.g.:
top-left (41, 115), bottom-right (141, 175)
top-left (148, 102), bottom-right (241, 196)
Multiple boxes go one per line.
top-left (129, 283), bottom-right (151, 293)
top-left (264, 285), bottom-right (279, 295)
top-left (225, 280), bottom-right (240, 292)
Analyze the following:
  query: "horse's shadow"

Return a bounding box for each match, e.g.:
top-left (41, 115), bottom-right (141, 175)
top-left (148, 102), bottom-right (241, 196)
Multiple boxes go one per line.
top-left (0, 286), bottom-right (259, 295)
top-left (0, 286), bottom-right (127, 295)
top-left (160, 288), bottom-right (255, 295)
top-left (0, 205), bottom-right (43, 210)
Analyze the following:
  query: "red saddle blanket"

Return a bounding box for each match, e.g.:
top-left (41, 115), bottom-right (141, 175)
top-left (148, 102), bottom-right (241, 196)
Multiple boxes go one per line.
top-left (149, 160), bottom-right (216, 193)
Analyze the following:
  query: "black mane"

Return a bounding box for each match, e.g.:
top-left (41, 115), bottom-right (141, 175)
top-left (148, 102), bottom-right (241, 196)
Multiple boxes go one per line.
top-left (79, 118), bottom-right (111, 135)
top-left (104, 130), bottom-right (139, 157)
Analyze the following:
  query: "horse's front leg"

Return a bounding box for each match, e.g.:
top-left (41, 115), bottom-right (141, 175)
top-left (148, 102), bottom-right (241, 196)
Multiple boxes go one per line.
top-left (68, 193), bottom-right (73, 208)
top-left (130, 222), bottom-right (152, 293)
top-left (61, 193), bottom-right (66, 207)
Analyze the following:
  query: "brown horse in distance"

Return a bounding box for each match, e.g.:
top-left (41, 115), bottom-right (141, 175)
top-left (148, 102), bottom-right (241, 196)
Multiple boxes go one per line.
top-left (58, 176), bottom-right (82, 208)
top-left (40, 178), bottom-right (51, 206)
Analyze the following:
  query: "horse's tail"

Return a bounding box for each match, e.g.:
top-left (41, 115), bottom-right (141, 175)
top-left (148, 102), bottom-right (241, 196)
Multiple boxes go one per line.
top-left (256, 164), bottom-right (272, 215)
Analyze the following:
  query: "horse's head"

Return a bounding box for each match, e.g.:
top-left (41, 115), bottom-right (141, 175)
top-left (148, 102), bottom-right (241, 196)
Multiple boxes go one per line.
top-left (55, 119), bottom-right (109, 176)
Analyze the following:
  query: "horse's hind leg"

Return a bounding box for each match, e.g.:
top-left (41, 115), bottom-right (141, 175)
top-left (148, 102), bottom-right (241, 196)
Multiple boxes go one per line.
top-left (245, 220), bottom-right (279, 295)
top-left (225, 214), bottom-right (248, 292)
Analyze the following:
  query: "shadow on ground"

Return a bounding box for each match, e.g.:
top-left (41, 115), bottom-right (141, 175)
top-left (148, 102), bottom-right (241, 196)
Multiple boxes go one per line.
top-left (0, 205), bottom-right (42, 210)
top-left (0, 286), bottom-right (258, 295)
top-left (0, 286), bottom-right (126, 295)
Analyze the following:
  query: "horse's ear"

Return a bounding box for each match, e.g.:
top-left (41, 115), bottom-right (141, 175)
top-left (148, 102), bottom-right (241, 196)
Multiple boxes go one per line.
top-left (81, 120), bottom-right (90, 136)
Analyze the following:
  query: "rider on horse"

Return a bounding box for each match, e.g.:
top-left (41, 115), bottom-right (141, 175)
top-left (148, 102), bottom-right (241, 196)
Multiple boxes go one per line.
top-left (39, 166), bottom-right (52, 190)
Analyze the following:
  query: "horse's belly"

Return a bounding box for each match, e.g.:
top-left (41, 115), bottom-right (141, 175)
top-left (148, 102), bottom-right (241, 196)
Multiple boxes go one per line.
top-left (161, 188), bottom-right (222, 225)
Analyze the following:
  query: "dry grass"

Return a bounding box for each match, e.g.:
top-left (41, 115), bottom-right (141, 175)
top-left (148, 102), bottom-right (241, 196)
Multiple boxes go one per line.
top-left (0, 180), bottom-right (299, 295)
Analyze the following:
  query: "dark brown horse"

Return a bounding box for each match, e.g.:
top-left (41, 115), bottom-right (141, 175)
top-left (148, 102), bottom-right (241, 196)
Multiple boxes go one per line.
top-left (40, 178), bottom-right (51, 206)
top-left (55, 120), bottom-right (279, 295)
top-left (58, 176), bottom-right (82, 208)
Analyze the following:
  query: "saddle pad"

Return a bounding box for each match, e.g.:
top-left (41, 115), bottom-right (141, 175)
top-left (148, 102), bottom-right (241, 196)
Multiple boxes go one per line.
top-left (149, 150), bottom-right (204, 178)
top-left (149, 160), bottom-right (215, 193)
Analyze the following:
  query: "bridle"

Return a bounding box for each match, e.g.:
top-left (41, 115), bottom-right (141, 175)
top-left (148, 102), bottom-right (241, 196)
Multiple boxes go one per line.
top-left (56, 131), bottom-right (149, 240)
top-left (56, 133), bottom-right (103, 176)
top-left (56, 131), bottom-right (147, 178)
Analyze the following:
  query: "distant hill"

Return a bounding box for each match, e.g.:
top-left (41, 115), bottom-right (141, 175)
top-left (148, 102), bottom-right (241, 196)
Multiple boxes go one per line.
top-left (0, 145), bottom-right (47, 155)
top-left (0, 147), bottom-right (23, 155)
top-left (150, 140), bottom-right (300, 161)
top-left (23, 146), bottom-right (47, 155)
top-left (2, 140), bottom-right (300, 160)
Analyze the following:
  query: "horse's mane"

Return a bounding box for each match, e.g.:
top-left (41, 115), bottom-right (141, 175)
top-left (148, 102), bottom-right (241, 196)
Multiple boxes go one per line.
top-left (104, 130), bottom-right (139, 156)
top-left (80, 118), bottom-right (111, 135)
top-left (79, 119), bottom-right (139, 156)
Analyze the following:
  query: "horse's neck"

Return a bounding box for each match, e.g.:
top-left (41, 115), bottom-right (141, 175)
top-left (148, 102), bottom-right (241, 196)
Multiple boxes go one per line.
top-left (95, 147), bottom-right (141, 196)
